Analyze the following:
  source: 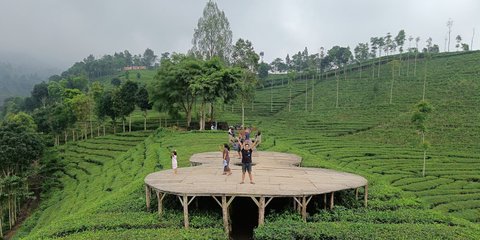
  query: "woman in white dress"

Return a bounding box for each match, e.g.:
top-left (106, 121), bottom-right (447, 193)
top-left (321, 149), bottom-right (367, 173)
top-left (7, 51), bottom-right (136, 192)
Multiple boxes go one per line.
top-left (171, 150), bottom-right (178, 174)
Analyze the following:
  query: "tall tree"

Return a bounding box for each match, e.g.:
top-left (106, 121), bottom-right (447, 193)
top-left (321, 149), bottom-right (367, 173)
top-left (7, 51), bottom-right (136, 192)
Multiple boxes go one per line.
top-left (232, 39), bottom-right (259, 71)
top-left (62, 89), bottom-right (81, 141)
top-left (142, 48), bottom-right (157, 68)
top-left (191, 0), bottom-right (233, 63)
top-left (115, 81), bottom-right (138, 132)
top-left (327, 46), bottom-right (352, 108)
top-left (446, 18), bottom-right (453, 52)
top-left (100, 91), bottom-right (118, 134)
top-left (236, 70), bottom-right (257, 127)
top-left (94, 91), bottom-right (109, 136)
top-left (70, 94), bottom-right (93, 139)
top-left (319, 47), bottom-right (325, 79)
top-left (189, 59), bottom-right (220, 131)
top-left (285, 54), bottom-right (292, 71)
top-left (389, 60), bottom-right (400, 104)
top-left (231, 38), bottom-right (260, 125)
top-left (384, 32), bottom-right (394, 56)
top-left (411, 101), bottom-right (433, 177)
top-left (370, 37), bottom-right (378, 79)
top-left (31, 82), bottom-right (49, 108)
top-left (354, 42), bottom-right (369, 79)
top-left (47, 81), bottom-right (65, 105)
top-left (377, 37), bottom-right (385, 77)
top-left (270, 58), bottom-right (287, 73)
top-left (425, 37), bottom-right (433, 53)
top-left (136, 86), bottom-right (153, 131)
top-left (414, 37), bottom-right (420, 77)
top-left (150, 54), bottom-right (199, 127)
top-left (287, 71), bottom-right (296, 112)
top-left (455, 35), bottom-right (462, 51)
top-left (407, 36), bottom-right (414, 76)
top-left (258, 62), bottom-right (269, 80)
top-left (395, 30), bottom-right (406, 75)
top-left (49, 103), bottom-right (71, 144)
top-left (124, 50), bottom-right (133, 66)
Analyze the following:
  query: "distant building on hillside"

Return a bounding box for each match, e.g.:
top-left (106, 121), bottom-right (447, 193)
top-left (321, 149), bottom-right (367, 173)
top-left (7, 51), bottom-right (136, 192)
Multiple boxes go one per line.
top-left (123, 66), bottom-right (146, 71)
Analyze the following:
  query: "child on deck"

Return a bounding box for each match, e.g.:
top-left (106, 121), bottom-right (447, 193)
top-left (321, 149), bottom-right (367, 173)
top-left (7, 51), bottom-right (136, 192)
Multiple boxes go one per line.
top-left (171, 150), bottom-right (178, 174)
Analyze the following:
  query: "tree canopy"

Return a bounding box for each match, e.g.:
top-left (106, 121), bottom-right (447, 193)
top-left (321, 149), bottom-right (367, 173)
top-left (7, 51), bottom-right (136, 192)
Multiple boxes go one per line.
top-left (191, 0), bottom-right (233, 63)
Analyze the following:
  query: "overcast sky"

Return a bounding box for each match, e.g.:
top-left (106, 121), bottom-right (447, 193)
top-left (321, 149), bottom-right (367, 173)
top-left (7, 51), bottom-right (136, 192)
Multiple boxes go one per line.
top-left (1, 0), bottom-right (479, 70)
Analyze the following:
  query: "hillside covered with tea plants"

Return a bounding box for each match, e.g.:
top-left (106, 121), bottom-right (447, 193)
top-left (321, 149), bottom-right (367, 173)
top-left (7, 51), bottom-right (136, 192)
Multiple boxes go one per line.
top-left (10, 51), bottom-right (480, 239)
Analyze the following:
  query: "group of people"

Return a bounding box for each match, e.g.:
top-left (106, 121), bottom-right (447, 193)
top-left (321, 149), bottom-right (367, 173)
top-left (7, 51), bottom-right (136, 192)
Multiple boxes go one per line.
top-left (224, 127), bottom-right (262, 184)
top-left (170, 126), bottom-right (262, 184)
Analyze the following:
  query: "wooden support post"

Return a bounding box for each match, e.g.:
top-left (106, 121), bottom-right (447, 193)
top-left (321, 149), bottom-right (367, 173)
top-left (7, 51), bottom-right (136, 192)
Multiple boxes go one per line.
top-left (179, 194), bottom-right (190, 228)
top-left (145, 185), bottom-right (151, 211)
top-left (222, 196), bottom-right (229, 235)
top-left (330, 192), bottom-right (335, 210)
top-left (258, 196), bottom-right (266, 225)
top-left (301, 196), bottom-right (307, 221)
top-left (364, 184), bottom-right (368, 207)
top-left (323, 193), bottom-right (327, 210)
top-left (156, 191), bottom-right (166, 216)
top-left (293, 197), bottom-right (302, 213)
top-left (355, 188), bottom-right (359, 200)
top-left (215, 196), bottom-right (235, 235)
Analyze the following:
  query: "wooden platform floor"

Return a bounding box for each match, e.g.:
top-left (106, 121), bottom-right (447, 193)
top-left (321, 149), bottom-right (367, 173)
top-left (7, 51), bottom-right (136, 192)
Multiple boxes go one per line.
top-left (145, 151), bottom-right (367, 197)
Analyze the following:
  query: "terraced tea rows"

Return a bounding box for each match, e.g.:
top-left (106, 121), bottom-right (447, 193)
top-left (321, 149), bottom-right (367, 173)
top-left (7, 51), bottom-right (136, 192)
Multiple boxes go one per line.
top-left (15, 130), bottom-right (227, 239)
top-left (247, 53), bottom-right (480, 223)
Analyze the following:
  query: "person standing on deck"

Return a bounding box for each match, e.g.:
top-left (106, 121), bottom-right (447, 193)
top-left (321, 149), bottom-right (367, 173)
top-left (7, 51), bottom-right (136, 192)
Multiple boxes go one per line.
top-left (171, 150), bottom-right (178, 174)
top-left (238, 138), bottom-right (257, 184)
top-left (222, 143), bottom-right (232, 175)
top-left (228, 127), bottom-right (235, 143)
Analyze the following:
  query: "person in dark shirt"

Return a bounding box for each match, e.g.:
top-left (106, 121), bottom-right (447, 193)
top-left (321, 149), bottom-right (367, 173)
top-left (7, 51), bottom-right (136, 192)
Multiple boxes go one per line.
top-left (238, 138), bottom-right (257, 184)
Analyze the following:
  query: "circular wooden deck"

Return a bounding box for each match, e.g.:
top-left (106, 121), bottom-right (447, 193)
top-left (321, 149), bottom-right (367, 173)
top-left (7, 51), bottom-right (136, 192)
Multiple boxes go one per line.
top-left (144, 151), bottom-right (368, 231)
top-left (145, 151), bottom-right (367, 197)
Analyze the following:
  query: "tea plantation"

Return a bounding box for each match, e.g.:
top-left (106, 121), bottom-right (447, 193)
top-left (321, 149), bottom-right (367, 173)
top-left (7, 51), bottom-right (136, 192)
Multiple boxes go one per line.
top-left (13, 51), bottom-right (480, 239)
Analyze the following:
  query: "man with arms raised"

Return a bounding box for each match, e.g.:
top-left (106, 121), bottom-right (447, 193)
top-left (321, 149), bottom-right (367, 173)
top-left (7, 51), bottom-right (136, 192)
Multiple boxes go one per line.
top-left (238, 138), bottom-right (257, 184)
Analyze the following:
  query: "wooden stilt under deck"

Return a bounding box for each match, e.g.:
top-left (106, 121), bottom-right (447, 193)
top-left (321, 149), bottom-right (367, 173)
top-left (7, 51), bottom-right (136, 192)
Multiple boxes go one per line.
top-left (302, 196), bottom-right (307, 220)
top-left (178, 194), bottom-right (196, 228)
top-left (258, 197), bottom-right (265, 225)
top-left (323, 193), bottom-right (327, 210)
top-left (293, 197), bottom-right (301, 213)
top-left (330, 192), bottom-right (335, 210)
top-left (213, 195), bottom-right (236, 235)
top-left (302, 196), bottom-right (313, 221)
top-left (145, 185), bottom-right (151, 211)
top-left (251, 196), bottom-right (273, 226)
top-left (155, 191), bottom-right (166, 216)
top-left (364, 184), bottom-right (368, 207)
top-left (293, 196), bottom-right (312, 221)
